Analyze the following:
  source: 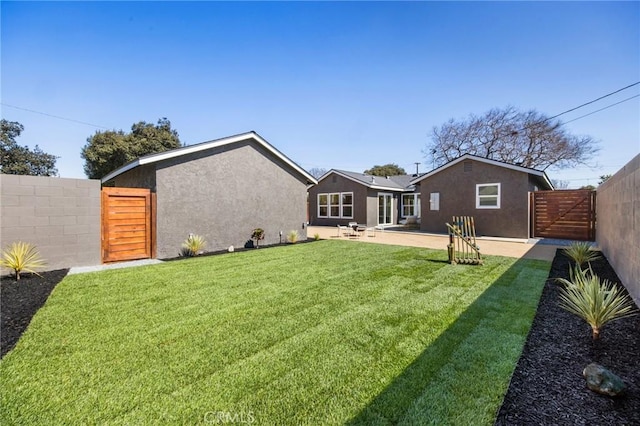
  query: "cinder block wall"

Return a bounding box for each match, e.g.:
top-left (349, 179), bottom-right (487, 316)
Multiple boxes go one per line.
top-left (0, 174), bottom-right (101, 273)
top-left (596, 154), bottom-right (640, 306)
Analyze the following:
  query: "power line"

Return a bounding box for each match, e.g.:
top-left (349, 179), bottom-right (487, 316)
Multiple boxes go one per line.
top-left (1, 102), bottom-right (112, 129)
top-left (514, 81), bottom-right (640, 133)
top-left (562, 94), bottom-right (640, 125)
top-left (547, 81), bottom-right (639, 121)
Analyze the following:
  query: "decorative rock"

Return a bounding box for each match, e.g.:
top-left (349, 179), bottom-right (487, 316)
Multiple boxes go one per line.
top-left (583, 363), bottom-right (626, 396)
top-left (228, 245), bottom-right (234, 253)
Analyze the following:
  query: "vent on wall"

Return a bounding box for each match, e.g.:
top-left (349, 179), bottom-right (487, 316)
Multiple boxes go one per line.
top-left (332, 175), bottom-right (337, 183)
top-left (464, 161), bottom-right (472, 172)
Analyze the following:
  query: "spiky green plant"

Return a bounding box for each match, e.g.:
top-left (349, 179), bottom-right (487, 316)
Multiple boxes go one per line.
top-left (181, 234), bottom-right (206, 257)
top-left (0, 241), bottom-right (46, 280)
top-left (556, 263), bottom-right (590, 289)
top-left (287, 230), bottom-right (299, 244)
top-left (557, 266), bottom-right (638, 340)
top-left (313, 233), bottom-right (321, 241)
top-left (562, 241), bottom-right (600, 266)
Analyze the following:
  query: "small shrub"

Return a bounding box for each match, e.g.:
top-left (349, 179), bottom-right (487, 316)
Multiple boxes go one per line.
top-left (313, 233), bottom-right (321, 241)
top-left (287, 230), bottom-right (299, 244)
top-left (0, 241), bottom-right (46, 280)
top-left (251, 228), bottom-right (265, 248)
top-left (563, 241), bottom-right (600, 266)
top-left (181, 234), bottom-right (206, 257)
top-left (557, 266), bottom-right (638, 340)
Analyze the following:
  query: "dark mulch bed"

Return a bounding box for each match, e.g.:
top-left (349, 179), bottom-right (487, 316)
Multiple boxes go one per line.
top-left (496, 250), bottom-right (640, 425)
top-left (1, 269), bottom-right (68, 358)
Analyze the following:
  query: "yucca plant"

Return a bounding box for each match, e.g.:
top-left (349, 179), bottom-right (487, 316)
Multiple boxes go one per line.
top-left (556, 263), bottom-right (590, 289)
top-left (563, 241), bottom-right (601, 266)
top-left (287, 230), bottom-right (299, 244)
top-left (0, 241), bottom-right (47, 280)
top-left (181, 234), bottom-right (206, 257)
top-left (557, 266), bottom-right (638, 340)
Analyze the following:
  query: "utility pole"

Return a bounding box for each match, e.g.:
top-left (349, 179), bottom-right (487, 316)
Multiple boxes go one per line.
top-left (414, 162), bottom-right (420, 175)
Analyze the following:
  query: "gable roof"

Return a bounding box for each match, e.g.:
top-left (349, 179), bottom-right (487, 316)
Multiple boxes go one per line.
top-left (317, 169), bottom-right (420, 192)
top-left (409, 154), bottom-right (554, 189)
top-left (101, 131), bottom-right (318, 184)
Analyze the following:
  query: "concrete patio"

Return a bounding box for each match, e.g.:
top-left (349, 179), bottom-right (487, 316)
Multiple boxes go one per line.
top-left (307, 226), bottom-right (564, 262)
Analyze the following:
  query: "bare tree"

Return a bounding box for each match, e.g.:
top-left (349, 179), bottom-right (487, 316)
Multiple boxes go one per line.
top-left (308, 167), bottom-right (327, 179)
top-left (551, 179), bottom-right (570, 189)
top-left (425, 106), bottom-right (598, 170)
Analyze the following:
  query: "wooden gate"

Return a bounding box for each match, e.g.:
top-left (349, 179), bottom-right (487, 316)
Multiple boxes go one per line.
top-left (101, 187), bottom-right (156, 263)
top-left (530, 190), bottom-right (596, 241)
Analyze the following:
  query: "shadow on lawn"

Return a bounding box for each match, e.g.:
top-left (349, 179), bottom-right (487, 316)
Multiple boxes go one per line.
top-left (347, 257), bottom-right (544, 425)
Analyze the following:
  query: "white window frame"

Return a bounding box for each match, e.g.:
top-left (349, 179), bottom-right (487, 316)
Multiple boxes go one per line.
top-left (317, 192), bottom-right (353, 219)
top-left (476, 183), bottom-right (501, 209)
top-left (317, 193), bottom-right (329, 218)
top-left (430, 192), bottom-right (440, 211)
top-left (401, 193), bottom-right (421, 218)
top-left (340, 192), bottom-right (353, 219)
top-left (329, 193), bottom-right (341, 218)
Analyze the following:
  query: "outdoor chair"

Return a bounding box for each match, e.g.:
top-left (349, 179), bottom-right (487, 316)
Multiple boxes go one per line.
top-left (337, 224), bottom-right (351, 237)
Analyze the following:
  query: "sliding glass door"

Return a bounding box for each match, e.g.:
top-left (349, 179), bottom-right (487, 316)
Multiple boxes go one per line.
top-left (378, 193), bottom-right (393, 225)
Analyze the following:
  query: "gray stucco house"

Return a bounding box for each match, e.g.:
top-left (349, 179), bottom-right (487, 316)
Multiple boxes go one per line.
top-left (308, 170), bottom-right (421, 227)
top-left (410, 154), bottom-right (554, 238)
top-left (102, 131), bottom-right (317, 258)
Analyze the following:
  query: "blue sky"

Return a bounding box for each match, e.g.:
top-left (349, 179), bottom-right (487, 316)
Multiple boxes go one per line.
top-left (2, 1), bottom-right (639, 187)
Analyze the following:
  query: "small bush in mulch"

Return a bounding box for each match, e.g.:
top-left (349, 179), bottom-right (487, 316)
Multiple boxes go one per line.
top-left (496, 250), bottom-right (640, 425)
top-left (1, 269), bottom-right (68, 358)
top-left (161, 238), bottom-right (317, 262)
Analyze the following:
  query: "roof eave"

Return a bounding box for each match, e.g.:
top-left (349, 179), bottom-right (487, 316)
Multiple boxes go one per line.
top-left (101, 131), bottom-right (317, 185)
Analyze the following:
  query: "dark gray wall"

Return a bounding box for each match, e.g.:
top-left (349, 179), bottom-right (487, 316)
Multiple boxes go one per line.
top-left (366, 189), bottom-right (400, 227)
top-left (127, 139), bottom-right (309, 258)
top-left (0, 174), bottom-right (101, 272)
top-left (308, 173), bottom-right (369, 226)
top-left (111, 164), bottom-right (156, 190)
top-left (418, 160), bottom-right (534, 238)
top-left (308, 173), bottom-right (407, 227)
top-left (596, 154), bottom-right (639, 306)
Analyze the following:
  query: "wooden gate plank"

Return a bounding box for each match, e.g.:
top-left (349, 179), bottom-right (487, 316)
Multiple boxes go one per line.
top-left (101, 187), bottom-right (154, 263)
top-left (531, 189), bottom-right (596, 241)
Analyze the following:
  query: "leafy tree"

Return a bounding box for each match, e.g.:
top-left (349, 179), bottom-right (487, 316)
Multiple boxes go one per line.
top-left (425, 106), bottom-right (598, 170)
top-left (0, 119), bottom-right (58, 176)
top-left (580, 185), bottom-right (596, 190)
top-left (364, 163), bottom-right (406, 176)
top-left (598, 174), bottom-right (612, 185)
top-left (308, 167), bottom-right (327, 179)
top-left (81, 118), bottom-right (181, 179)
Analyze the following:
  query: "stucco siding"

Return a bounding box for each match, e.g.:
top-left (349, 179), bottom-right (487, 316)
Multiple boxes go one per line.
top-left (110, 164), bottom-right (157, 190)
top-left (419, 160), bottom-right (531, 238)
top-left (154, 140), bottom-right (308, 258)
top-left (308, 174), bottom-right (368, 226)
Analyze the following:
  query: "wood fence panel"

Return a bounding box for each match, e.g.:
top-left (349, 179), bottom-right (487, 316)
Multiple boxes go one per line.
top-left (530, 190), bottom-right (596, 241)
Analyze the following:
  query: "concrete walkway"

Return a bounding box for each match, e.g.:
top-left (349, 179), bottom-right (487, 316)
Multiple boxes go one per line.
top-left (308, 226), bottom-right (563, 262)
top-left (68, 258), bottom-right (164, 275)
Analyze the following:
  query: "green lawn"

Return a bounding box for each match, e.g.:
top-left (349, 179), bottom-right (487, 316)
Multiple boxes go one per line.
top-left (1, 240), bottom-right (550, 425)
